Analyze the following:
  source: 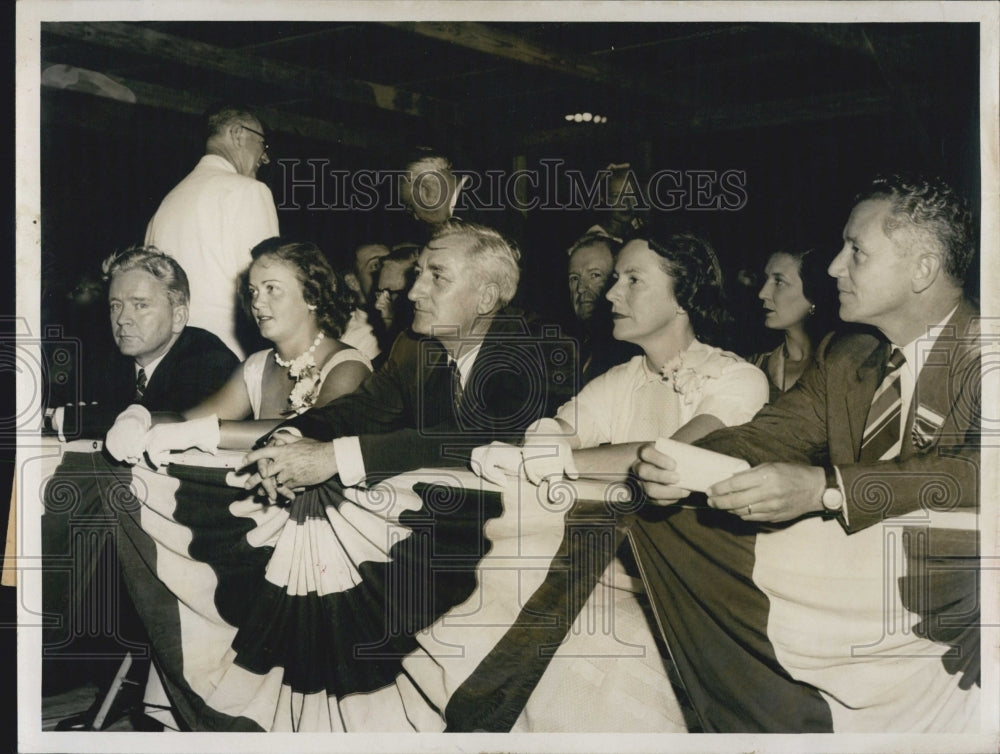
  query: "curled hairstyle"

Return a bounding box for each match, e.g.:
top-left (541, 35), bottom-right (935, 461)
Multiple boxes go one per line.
top-left (856, 173), bottom-right (975, 284)
top-left (242, 238), bottom-right (354, 339)
top-left (645, 232), bottom-right (732, 347)
top-left (428, 221), bottom-right (521, 309)
top-left (101, 246), bottom-right (190, 307)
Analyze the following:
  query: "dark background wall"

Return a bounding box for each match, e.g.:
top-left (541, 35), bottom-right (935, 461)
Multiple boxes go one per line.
top-left (37, 21), bottom-right (982, 365)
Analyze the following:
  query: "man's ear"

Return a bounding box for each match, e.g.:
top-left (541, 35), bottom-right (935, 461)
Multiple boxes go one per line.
top-left (171, 303), bottom-right (189, 334)
top-left (477, 282), bottom-right (500, 315)
top-left (911, 252), bottom-right (942, 293)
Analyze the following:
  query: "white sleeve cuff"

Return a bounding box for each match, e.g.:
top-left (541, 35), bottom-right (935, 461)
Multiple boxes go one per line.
top-left (332, 436), bottom-right (366, 487)
top-left (53, 407), bottom-right (66, 443)
top-left (833, 465), bottom-right (849, 527)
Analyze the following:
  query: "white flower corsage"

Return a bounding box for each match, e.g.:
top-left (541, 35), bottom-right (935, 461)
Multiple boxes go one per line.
top-left (286, 363), bottom-right (322, 414)
top-left (660, 345), bottom-right (728, 405)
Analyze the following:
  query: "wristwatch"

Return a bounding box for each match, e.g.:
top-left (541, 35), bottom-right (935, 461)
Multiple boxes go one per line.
top-left (821, 466), bottom-right (844, 513)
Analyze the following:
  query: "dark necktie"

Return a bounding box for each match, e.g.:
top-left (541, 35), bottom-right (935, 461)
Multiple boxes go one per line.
top-left (449, 359), bottom-right (464, 409)
top-left (859, 348), bottom-right (906, 462)
top-left (135, 367), bottom-right (147, 402)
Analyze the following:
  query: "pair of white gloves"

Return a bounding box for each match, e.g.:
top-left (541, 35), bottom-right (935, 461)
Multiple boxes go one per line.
top-left (104, 404), bottom-right (220, 467)
top-left (471, 417), bottom-right (579, 487)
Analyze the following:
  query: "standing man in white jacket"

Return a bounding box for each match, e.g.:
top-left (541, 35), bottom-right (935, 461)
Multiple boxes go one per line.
top-left (146, 104), bottom-right (279, 358)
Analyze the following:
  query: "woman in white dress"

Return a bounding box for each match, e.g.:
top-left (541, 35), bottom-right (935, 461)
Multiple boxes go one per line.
top-left (135, 238), bottom-right (372, 461)
top-left (469, 232), bottom-right (769, 733)
top-left (475, 232), bottom-right (768, 484)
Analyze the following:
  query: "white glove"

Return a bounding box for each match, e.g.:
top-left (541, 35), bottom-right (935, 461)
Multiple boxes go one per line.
top-left (144, 415), bottom-right (221, 468)
top-left (105, 404), bottom-right (152, 464)
top-left (521, 417), bottom-right (579, 486)
top-left (470, 441), bottom-right (524, 487)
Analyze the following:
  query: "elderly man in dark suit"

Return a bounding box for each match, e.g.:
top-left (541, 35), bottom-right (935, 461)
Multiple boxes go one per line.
top-left (631, 174), bottom-right (982, 732)
top-left (49, 246), bottom-right (238, 442)
top-left (243, 221), bottom-right (568, 497)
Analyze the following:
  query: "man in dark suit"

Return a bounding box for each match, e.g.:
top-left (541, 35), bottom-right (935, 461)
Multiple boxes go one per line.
top-left (49, 246), bottom-right (238, 441)
top-left (631, 174), bottom-right (981, 731)
top-left (243, 221), bottom-right (568, 496)
top-left (42, 247), bottom-right (236, 714)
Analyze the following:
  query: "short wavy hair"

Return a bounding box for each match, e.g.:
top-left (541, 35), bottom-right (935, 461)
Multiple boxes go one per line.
top-left (204, 103), bottom-right (262, 141)
top-left (856, 173), bottom-right (975, 284)
top-left (101, 245), bottom-right (190, 307)
top-left (242, 238), bottom-right (355, 339)
top-left (644, 232), bottom-right (732, 347)
top-left (567, 231), bottom-right (622, 259)
top-left (427, 220), bottom-right (521, 309)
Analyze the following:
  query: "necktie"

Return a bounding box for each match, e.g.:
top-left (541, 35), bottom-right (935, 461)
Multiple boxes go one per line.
top-left (135, 367), bottom-right (147, 402)
top-left (859, 348), bottom-right (906, 461)
top-left (449, 359), bottom-right (464, 409)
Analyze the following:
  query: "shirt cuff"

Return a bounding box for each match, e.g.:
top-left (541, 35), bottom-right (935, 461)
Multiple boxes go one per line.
top-left (53, 407), bottom-right (66, 443)
top-left (332, 436), bottom-right (366, 487)
top-left (833, 465), bottom-right (849, 527)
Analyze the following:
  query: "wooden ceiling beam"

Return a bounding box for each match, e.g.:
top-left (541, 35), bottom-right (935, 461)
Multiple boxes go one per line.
top-left (43, 21), bottom-right (456, 122)
top-left (41, 65), bottom-right (384, 151)
top-left (519, 86), bottom-right (932, 148)
top-left (784, 24), bottom-right (926, 72)
top-left (382, 21), bottom-right (699, 110)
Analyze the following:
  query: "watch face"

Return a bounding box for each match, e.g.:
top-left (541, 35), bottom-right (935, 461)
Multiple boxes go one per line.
top-left (822, 486), bottom-right (843, 511)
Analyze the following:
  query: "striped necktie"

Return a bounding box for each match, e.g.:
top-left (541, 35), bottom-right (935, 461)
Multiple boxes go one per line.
top-left (135, 367), bottom-right (147, 402)
top-left (859, 348), bottom-right (906, 461)
top-left (449, 358), bottom-right (464, 409)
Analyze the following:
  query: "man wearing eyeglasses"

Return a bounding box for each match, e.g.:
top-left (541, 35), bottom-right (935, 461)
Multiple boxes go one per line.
top-left (145, 103), bottom-right (279, 358)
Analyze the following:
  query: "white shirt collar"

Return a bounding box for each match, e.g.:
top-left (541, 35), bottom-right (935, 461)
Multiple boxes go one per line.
top-left (894, 303), bottom-right (959, 381)
top-left (137, 351), bottom-right (168, 381)
top-left (199, 153), bottom-right (237, 173)
top-left (450, 344), bottom-right (482, 388)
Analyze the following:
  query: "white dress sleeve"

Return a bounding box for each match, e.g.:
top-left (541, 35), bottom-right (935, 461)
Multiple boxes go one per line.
top-left (242, 349), bottom-right (271, 420)
top-left (316, 347), bottom-right (373, 388)
top-left (684, 347), bottom-right (769, 428)
top-left (554, 358), bottom-right (639, 448)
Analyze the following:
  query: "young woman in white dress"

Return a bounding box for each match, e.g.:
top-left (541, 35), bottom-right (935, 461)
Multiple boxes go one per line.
top-left (136, 238), bottom-right (372, 460)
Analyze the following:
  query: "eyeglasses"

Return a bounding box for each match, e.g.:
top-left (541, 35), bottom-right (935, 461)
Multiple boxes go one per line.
top-left (241, 124), bottom-right (269, 154)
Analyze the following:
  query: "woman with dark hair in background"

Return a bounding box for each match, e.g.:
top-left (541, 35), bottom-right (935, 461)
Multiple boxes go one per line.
top-left (112, 238), bottom-right (372, 461)
top-left (751, 246), bottom-right (837, 401)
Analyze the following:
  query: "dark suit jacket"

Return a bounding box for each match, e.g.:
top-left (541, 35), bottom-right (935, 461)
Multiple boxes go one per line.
top-left (283, 314), bottom-right (574, 484)
top-left (697, 299), bottom-right (980, 533)
top-left (62, 326), bottom-right (238, 439)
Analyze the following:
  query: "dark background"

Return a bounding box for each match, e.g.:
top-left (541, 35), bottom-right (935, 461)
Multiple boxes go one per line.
top-left (37, 21), bottom-right (981, 356)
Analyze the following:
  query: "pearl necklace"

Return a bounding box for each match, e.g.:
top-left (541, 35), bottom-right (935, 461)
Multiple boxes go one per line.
top-left (274, 331), bottom-right (325, 375)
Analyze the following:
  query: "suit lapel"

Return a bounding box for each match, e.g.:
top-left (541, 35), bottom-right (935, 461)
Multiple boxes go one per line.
top-left (846, 339), bottom-right (887, 458)
top-left (904, 300), bottom-right (978, 457)
top-left (142, 328), bottom-right (189, 405)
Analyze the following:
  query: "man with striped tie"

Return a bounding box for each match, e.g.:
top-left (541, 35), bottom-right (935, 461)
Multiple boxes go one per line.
top-left (630, 174), bottom-right (982, 733)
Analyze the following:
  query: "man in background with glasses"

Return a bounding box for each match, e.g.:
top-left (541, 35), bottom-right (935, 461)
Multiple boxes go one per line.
top-left (145, 103), bottom-right (279, 358)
